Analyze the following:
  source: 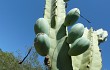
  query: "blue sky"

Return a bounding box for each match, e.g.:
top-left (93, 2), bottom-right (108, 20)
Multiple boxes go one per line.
top-left (0, 0), bottom-right (110, 69)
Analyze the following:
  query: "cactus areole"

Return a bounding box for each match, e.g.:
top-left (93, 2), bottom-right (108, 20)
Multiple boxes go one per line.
top-left (34, 0), bottom-right (108, 70)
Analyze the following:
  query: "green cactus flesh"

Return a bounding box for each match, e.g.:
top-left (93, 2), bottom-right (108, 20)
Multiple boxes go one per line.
top-left (67, 23), bottom-right (84, 44)
top-left (68, 37), bottom-right (90, 56)
top-left (34, 0), bottom-right (105, 70)
top-left (72, 28), bottom-right (102, 70)
top-left (64, 8), bottom-right (80, 26)
top-left (34, 33), bottom-right (50, 56)
top-left (34, 18), bottom-right (49, 35)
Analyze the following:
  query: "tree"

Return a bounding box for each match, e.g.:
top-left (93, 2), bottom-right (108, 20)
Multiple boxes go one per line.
top-left (0, 48), bottom-right (44, 70)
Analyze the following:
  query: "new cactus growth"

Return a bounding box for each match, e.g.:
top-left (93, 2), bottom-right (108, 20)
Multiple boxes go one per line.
top-left (34, 33), bottom-right (50, 56)
top-left (64, 8), bottom-right (80, 26)
top-left (34, 18), bottom-right (49, 35)
top-left (67, 23), bottom-right (84, 44)
top-left (68, 37), bottom-right (90, 56)
top-left (34, 0), bottom-right (108, 70)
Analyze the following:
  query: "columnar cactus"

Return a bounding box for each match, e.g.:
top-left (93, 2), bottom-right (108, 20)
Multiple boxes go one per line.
top-left (72, 27), bottom-right (108, 70)
top-left (34, 0), bottom-right (108, 70)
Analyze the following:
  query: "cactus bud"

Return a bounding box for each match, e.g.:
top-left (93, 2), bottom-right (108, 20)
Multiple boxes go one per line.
top-left (67, 23), bottom-right (84, 44)
top-left (34, 18), bottom-right (49, 35)
top-left (64, 8), bottom-right (80, 26)
top-left (34, 33), bottom-right (50, 56)
top-left (68, 37), bottom-right (90, 56)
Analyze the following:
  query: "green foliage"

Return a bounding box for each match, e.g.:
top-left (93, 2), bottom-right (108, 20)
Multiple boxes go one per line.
top-left (0, 48), bottom-right (43, 70)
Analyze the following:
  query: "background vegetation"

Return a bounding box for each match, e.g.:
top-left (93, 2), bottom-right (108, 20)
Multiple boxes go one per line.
top-left (0, 47), bottom-right (44, 70)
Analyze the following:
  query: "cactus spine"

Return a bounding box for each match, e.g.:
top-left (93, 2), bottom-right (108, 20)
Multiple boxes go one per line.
top-left (34, 0), bottom-right (108, 70)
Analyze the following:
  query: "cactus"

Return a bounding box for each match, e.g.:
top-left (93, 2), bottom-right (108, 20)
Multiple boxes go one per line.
top-left (34, 0), bottom-right (108, 70)
top-left (64, 8), bottom-right (80, 26)
top-left (34, 18), bottom-right (50, 35)
top-left (67, 23), bottom-right (84, 44)
top-left (68, 37), bottom-right (90, 56)
top-left (34, 33), bottom-right (50, 56)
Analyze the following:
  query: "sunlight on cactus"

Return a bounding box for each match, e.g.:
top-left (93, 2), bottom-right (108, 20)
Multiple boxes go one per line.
top-left (34, 0), bottom-right (108, 70)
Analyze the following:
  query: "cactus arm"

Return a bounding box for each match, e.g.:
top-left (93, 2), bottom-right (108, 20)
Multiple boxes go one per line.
top-left (72, 28), bottom-right (102, 70)
top-left (63, 8), bottom-right (80, 26)
top-left (34, 18), bottom-right (50, 35)
top-left (67, 23), bottom-right (84, 44)
top-left (68, 37), bottom-right (90, 56)
top-left (34, 33), bottom-right (50, 56)
top-left (80, 28), bottom-right (102, 70)
top-left (89, 31), bottom-right (102, 70)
